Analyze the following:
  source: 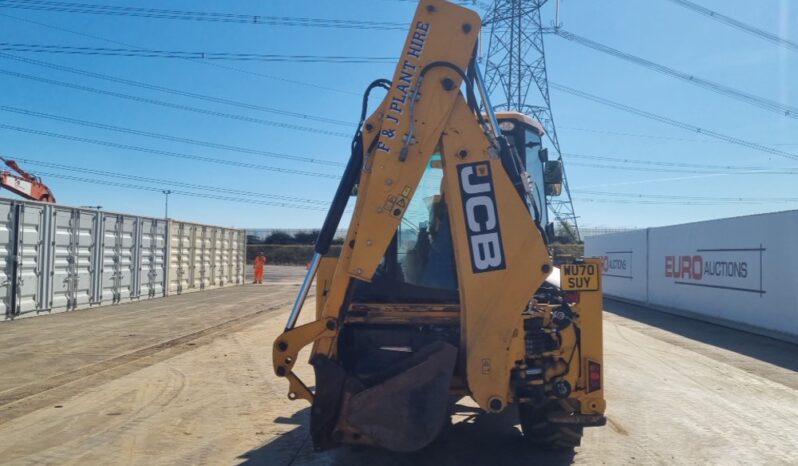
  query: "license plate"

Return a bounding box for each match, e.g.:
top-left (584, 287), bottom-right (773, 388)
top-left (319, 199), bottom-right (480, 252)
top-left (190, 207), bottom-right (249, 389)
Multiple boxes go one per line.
top-left (561, 263), bottom-right (600, 291)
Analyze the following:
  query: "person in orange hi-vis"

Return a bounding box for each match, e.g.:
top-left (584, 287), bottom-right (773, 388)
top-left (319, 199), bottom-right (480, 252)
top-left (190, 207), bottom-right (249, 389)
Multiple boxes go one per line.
top-left (253, 253), bottom-right (267, 284)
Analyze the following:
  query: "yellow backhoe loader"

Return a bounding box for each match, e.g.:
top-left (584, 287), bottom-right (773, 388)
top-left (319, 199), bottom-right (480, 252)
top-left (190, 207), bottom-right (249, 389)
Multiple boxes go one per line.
top-left (272, 0), bottom-right (605, 452)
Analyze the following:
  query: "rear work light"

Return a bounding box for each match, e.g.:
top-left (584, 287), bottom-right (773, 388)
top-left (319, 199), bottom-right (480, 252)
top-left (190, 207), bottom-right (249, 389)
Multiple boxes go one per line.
top-left (563, 290), bottom-right (580, 304)
top-left (587, 359), bottom-right (601, 393)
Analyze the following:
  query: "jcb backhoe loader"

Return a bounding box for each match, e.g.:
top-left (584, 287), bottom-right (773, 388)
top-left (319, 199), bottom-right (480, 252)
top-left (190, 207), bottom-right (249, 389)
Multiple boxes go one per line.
top-left (272, 0), bottom-right (605, 452)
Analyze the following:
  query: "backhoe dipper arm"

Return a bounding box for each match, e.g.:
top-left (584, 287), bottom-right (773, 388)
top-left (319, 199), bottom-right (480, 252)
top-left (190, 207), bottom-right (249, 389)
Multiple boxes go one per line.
top-left (274, 0), bottom-right (481, 380)
top-left (272, 0), bottom-right (551, 432)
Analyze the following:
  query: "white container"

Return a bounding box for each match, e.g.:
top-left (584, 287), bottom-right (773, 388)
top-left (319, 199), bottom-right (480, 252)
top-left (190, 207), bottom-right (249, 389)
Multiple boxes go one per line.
top-left (0, 197), bottom-right (245, 321)
top-left (166, 220), bottom-right (245, 296)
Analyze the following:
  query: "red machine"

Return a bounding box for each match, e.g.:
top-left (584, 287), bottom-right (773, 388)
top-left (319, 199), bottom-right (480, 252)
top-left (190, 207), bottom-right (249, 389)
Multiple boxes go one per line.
top-left (0, 157), bottom-right (56, 203)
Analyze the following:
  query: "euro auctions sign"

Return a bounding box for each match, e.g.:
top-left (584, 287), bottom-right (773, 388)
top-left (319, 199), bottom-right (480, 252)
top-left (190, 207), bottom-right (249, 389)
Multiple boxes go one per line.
top-left (585, 211), bottom-right (798, 342)
top-left (663, 246), bottom-right (765, 295)
top-left (600, 251), bottom-right (633, 279)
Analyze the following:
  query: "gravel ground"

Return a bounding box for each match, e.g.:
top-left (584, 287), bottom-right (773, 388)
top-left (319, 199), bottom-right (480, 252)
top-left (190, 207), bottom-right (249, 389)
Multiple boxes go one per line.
top-left (0, 266), bottom-right (795, 466)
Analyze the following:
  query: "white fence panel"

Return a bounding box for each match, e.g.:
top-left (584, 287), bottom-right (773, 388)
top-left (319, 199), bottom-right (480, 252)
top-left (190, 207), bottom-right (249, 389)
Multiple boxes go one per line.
top-left (586, 210), bottom-right (798, 342)
top-left (584, 229), bottom-right (648, 303)
top-left (647, 211), bottom-right (798, 340)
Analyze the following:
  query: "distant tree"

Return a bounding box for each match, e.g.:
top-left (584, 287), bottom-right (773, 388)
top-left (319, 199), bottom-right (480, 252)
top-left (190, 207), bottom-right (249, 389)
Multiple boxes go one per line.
top-left (246, 234), bottom-right (263, 245)
top-left (555, 221), bottom-right (580, 244)
top-left (292, 229), bottom-right (320, 245)
top-left (265, 230), bottom-right (295, 245)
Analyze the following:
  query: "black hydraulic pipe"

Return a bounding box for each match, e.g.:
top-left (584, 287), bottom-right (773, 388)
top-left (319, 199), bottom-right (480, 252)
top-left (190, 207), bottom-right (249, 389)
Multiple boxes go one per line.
top-left (314, 78), bottom-right (390, 256)
top-left (314, 139), bottom-right (363, 255)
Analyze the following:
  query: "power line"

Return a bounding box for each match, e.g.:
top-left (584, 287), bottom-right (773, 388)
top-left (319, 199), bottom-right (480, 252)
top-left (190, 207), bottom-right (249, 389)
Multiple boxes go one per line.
top-left (0, 43), bottom-right (396, 63)
top-left (555, 29), bottom-right (798, 118)
top-left (9, 155), bottom-right (330, 206)
top-left (0, 12), bottom-right (361, 96)
top-left (575, 198), bottom-right (771, 206)
top-left (35, 170), bottom-right (332, 211)
top-left (0, 53), bottom-right (356, 127)
top-left (9, 104), bottom-right (792, 179)
top-left (559, 125), bottom-right (798, 146)
top-left (564, 152), bottom-right (794, 172)
top-left (559, 125), bottom-right (717, 143)
top-left (567, 161), bottom-right (798, 176)
top-left (0, 123), bottom-right (341, 179)
top-left (663, 0), bottom-right (798, 53)
top-left (16, 105), bottom-right (788, 179)
top-left (0, 0), bottom-right (409, 30)
top-left (575, 189), bottom-right (798, 203)
top-left (569, 161), bottom-right (726, 174)
top-left (0, 68), bottom-right (352, 138)
top-left (0, 106), bottom-right (346, 168)
top-left (550, 82), bottom-right (798, 162)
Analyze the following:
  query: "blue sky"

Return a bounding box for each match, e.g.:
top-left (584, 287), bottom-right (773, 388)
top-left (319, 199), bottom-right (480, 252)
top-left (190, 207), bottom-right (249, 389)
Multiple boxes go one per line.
top-left (0, 0), bottom-right (795, 230)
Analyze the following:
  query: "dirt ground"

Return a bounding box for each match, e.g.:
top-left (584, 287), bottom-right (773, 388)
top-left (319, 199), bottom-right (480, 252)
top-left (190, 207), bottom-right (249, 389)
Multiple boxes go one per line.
top-left (0, 265), bottom-right (796, 465)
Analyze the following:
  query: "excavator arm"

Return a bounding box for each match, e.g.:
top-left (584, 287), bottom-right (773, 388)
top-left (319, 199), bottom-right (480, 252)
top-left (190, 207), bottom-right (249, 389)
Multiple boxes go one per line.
top-left (0, 158), bottom-right (56, 203)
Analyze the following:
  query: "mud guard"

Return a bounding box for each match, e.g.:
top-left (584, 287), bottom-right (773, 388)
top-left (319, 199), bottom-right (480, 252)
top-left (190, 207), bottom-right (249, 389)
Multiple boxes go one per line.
top-left (310, 341), bottom-right (458, 452)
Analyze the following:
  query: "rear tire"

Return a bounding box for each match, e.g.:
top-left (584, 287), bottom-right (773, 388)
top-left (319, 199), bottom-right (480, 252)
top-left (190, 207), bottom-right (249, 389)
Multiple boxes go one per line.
top-left (518, 402), bottom-right (583, 449)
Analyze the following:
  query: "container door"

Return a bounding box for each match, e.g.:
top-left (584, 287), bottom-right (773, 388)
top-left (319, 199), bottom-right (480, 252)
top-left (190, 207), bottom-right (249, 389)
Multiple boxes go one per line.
top-left (51, 206), bottom-right (76, 312)
top-left (168, 222), bottom-right (190, 295)
top-left (210, 228), bottom-right (220, 288)
top-left (117, 216), bottom-right (136, 301)
top-left (49, 207), bottom-right (93, 311)
top-left (130, 217), bottom-right (142, 299)
top-left (193, 226), bottom-right (203, 290)
top-left (0, 200), bottom-right (16, 318)
top-left (234, 230), bottom-right (244, 284)
top-left (72, 209), bottom-right (95, 308)
top-left (219, 229), bottom-right (231, 286)
top-left (140, 218), bottom-right (166, 298)
top-left (184, 224), bottom-right (200, 291)
top-left (15, 203), bottom-right (53, 317)
top-left (89, 210), bottom-right (104, 304)
top-left (152, 219), bottom-right (167, 297)
top-left (167, 221), bottom-right (179, 295)
top-left (100, 214), bottom-right (118, 304)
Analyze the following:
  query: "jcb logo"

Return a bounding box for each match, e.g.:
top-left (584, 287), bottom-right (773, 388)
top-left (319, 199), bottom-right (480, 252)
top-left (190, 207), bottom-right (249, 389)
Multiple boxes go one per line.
top-left (458, 162), bottom-right (506, 273)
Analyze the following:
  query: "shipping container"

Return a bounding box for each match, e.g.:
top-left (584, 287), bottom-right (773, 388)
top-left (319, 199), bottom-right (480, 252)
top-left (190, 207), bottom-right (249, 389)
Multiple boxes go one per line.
top-left (166, 220), bottom-right (245, 296)
top-left (0, 197), bottom-right (245, 321)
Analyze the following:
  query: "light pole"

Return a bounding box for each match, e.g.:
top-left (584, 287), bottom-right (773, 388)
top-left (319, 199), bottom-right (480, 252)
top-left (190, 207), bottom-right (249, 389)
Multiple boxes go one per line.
top-left (162, 190), bottom-right (172, 219)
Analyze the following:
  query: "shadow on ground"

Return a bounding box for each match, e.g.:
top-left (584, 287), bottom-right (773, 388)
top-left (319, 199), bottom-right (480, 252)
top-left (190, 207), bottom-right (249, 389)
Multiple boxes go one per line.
top-left (239, 405), bottom-right (577, 466)
top-left (604, 298), bottom-right (798, 374)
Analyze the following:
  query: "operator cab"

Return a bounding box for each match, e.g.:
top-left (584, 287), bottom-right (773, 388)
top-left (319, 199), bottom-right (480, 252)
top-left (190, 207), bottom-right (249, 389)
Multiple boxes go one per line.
top-left (350, 112), bottom-right (562, 303)
top-left (495, 112), bottom-right (562, 239)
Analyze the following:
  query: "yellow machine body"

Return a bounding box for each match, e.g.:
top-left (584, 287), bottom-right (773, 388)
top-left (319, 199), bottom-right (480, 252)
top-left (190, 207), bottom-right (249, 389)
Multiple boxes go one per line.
top-left (272, 0), bottom-right (605, 452)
